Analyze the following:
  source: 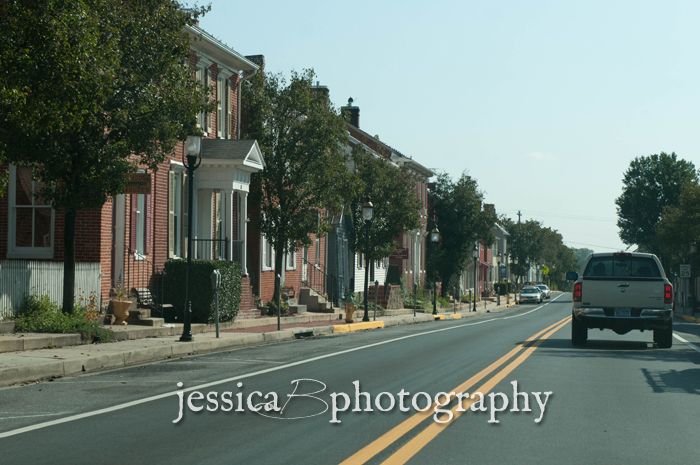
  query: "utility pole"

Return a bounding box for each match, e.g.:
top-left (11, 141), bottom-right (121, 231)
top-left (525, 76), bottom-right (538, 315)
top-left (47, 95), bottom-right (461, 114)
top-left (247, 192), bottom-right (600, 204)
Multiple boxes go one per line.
top-left (517, 210), bottom-right (522, 224)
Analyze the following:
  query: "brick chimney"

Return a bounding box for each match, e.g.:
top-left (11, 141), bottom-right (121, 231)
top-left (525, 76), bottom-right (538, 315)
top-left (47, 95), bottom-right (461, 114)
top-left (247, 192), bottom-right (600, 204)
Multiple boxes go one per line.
top-left (311, 81), bottom-right (330, 103)
top-left (484, 204), bottom-right (496, 216)
top-left (341, 97), bottom-right (360, 128)
top-left (245, 54), bottom-right (265, 71)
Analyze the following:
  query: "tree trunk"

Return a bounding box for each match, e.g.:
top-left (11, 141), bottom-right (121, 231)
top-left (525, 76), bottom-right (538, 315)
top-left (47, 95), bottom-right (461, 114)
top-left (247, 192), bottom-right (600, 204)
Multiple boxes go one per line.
top-left (274, 242), bottom-right (284, 330)
top-left (62, 207), bottom-right (77, 314)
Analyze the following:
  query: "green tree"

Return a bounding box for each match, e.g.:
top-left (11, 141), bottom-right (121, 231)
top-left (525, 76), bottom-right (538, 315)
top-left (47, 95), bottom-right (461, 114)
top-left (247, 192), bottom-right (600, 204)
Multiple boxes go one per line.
top-left (657, 182), bottom-right (700, 272)
top-left (432, 173), bottom-right (495, 296)
top-left (572, 247), bottom-right (594, 272)
top-left (0, 0), bottom-right (208, 313)
top-left (502, 218), bottom-right (545, 283)
top-left (241, 69), bottom-right (349, 304)
top-left (616, 152), bottom-right (698, 255)
top-left (347, 145), bottom-right (420, 280)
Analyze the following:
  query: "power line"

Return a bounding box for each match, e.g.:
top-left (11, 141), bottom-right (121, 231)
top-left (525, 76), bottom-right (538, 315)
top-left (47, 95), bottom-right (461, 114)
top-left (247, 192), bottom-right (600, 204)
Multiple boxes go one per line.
top-left (563, 240), bottom-right (626, 251)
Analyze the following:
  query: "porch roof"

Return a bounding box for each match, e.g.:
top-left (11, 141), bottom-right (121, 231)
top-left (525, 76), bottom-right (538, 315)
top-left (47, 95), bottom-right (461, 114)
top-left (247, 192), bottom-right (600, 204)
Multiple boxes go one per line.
top-left (200, 139), bottom-right (266, 172)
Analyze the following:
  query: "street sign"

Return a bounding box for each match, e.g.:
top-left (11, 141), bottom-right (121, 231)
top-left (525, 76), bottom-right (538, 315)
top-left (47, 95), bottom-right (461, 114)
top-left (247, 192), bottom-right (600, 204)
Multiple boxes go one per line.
top-left (680, 264), bottom-right (691, 278)
top-left (390, 247), bottom-right (409, 259)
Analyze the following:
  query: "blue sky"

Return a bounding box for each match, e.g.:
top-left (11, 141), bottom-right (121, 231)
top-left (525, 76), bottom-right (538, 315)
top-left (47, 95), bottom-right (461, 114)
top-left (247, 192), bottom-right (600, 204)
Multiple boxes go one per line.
top-left (199, 0), bottom-right (700, 252)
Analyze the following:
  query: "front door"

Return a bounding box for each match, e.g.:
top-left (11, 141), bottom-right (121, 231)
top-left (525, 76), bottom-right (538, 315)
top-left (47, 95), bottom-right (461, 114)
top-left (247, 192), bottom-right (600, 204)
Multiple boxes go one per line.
top-left (302, 246), bottom-right (308, 283)
top-left (112, 194), bottom-right (126, 288)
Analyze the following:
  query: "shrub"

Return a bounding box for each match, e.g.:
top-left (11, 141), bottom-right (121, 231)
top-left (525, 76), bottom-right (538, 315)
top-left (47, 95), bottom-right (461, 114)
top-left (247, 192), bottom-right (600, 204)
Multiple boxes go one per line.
top-left (163, 259), bottom-right (241, 324)
top-left (15, 295), bottom-right (113, 342)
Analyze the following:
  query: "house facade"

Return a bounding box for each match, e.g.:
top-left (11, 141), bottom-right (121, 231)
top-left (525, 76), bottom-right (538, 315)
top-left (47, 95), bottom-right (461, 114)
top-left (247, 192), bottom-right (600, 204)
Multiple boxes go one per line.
top-left (0, 25), bottom-right (264, 319)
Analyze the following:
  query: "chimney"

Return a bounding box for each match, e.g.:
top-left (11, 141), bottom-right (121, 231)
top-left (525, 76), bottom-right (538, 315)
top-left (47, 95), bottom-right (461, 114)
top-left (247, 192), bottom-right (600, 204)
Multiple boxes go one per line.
top-left (341, 97), bottom-right (360, 128)
top-left (483, 204), bottom-right (496, 216)
top-left (245, 54), bottom-right (265, 71)
top-left (311, 81), bottom-right (330, 103)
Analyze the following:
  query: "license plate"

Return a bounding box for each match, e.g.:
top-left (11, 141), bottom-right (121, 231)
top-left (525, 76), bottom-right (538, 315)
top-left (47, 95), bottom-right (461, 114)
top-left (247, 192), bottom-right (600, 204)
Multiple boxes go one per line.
top-left (615, 308), bottom-right (631, 317)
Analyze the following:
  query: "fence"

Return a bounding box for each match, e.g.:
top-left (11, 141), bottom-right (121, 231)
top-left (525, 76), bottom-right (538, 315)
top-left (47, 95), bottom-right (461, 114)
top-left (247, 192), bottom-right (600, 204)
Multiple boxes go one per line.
top-left (0, 260), bottom-right (101, 319)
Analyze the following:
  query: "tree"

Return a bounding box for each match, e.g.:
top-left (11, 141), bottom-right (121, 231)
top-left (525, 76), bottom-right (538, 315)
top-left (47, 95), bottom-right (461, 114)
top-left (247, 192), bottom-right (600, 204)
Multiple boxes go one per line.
top-left (572, 247), bottom-right (594, 272)
top-left (431, 173), bottom-right (495, 295)
top-left (0, 0), bottom-right (208, 312)
top-left (347, 145), bottom-right (420, 277)
top-left (616, 152), bottom-right (698, 255)
top-left (657, 181), bottom-right (700, 272)
top-left (502, 218), bottom-right (545, 283)
top-left (241, 69), bottom-right (349, 304)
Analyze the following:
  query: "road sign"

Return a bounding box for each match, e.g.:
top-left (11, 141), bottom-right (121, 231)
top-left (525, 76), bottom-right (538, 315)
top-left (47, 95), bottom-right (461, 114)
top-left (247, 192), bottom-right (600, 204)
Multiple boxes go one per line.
top-left (679, 264), bottom-right (691, 278)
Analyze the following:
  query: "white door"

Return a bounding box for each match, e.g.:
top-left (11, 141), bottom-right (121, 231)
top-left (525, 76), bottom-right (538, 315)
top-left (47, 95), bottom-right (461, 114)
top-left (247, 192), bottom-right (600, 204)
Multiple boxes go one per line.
top-left (302, 246), bottom-right (308, 282)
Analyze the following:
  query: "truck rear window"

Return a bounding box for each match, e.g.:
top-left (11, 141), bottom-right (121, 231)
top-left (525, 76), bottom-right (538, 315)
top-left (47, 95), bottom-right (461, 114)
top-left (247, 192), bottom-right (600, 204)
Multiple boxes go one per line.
top-left (583, 256), bottom-right (661, 279)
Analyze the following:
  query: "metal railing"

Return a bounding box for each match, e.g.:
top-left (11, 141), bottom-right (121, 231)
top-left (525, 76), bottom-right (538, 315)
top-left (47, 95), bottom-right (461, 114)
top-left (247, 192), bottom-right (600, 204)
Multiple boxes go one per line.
top-left (302, 258), bottom-right (337, 306)
top-left (192, 237), bottom-right (229, 261)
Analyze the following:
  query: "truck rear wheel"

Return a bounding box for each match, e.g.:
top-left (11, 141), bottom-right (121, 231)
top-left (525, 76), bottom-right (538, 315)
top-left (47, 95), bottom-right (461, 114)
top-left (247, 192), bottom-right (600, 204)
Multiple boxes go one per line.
top-left (654, 324), bottom-right (673, 349)
top-left (571, 314), bottom-right (587, 346)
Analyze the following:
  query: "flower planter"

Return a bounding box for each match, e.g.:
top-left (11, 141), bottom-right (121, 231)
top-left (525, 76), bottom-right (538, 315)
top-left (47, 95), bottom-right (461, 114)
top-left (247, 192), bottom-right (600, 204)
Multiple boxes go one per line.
top-left (344, 304), bottom-right (356, 323)
top-left (111, 300), bottom-right (132, 325)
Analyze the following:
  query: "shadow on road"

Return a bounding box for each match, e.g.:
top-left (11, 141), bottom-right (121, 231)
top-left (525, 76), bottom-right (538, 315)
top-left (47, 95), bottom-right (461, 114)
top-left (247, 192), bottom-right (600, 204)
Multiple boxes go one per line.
top-left (641, 367), bottom-right (700, 394)
top-left (673, 322), bottom-right (700, 338)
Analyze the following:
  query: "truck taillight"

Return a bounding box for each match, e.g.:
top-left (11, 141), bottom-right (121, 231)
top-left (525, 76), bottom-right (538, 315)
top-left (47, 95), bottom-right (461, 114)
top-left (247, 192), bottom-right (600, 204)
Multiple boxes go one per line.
top-left (573, 282), bottom-right (582, 302)
top-left (664, 284), bottom-right (673, 304)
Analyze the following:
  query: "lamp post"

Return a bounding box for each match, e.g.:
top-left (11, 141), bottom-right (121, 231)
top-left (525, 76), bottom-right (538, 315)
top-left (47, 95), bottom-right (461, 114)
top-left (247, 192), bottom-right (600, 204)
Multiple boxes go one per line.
top-left (513, 256), bottom-right (519, 305)
top-left (180, 135), bottom-right (202, 342)
top-left (497, 252), bottom-right (503, 306)
top-left (362, 199), bottom-right (373, 322)
top-left (472, 243), bottom-right (479, 312)
top-left (430, 226), bottom-right (440, 315)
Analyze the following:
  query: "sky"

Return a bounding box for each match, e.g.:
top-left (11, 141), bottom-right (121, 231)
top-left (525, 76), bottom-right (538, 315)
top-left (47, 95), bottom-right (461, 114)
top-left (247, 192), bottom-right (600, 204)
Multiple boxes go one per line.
top-left (198, 0), bottom-right (700, 252)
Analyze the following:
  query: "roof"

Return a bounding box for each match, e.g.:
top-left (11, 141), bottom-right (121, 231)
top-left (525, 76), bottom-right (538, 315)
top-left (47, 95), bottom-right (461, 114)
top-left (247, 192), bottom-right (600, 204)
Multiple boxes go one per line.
top-left (346, 124), bottom-right (433, 179)
top-left (201, 139), bottom-right (265, 170)
top-left (186, 25), bottom-right (258, 74)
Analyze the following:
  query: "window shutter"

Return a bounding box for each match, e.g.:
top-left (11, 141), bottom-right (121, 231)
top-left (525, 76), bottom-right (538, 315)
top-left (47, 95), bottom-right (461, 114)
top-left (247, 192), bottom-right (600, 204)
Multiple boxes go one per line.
top-left (226, 79), bottom-right (232, 139)
top-left (262, 236), bottom-right (267, 269)
top-left (143, 194), bottom-right (149, 254)
top-left (130, 195), bottom-right (137, 254)
top-left (168, 171), bottom-right (175, 257)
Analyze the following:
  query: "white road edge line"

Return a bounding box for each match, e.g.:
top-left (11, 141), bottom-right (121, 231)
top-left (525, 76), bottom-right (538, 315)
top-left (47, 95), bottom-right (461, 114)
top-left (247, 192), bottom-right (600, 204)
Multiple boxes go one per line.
top-left (672, 333), bottom-right (700, 354)
top-left (0, 294), bottom-right (565, 439)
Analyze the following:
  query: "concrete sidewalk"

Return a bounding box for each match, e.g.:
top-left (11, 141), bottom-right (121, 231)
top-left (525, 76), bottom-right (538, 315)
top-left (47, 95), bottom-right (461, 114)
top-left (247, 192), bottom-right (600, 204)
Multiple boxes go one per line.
top-left (0, 293), bottom-right (524, 388)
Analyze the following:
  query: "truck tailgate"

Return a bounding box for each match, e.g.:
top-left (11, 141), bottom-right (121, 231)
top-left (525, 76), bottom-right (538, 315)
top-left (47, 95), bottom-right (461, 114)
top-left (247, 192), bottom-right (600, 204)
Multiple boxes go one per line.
top-left (581, 278), bottom-right (665, 309)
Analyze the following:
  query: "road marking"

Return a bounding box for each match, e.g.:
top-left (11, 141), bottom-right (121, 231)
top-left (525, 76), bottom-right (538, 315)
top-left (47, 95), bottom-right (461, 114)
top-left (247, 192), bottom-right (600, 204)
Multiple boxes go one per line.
top-left (0, 295), bottom-right (568, 439)
top-left (673, 333), bottom-right (700, 353)
top-left (0, 412), bottom-right (71, 421)
top-left (338, 315), bottom-right (570, 465)
top-left (379, 317), bottom-right (571, 465)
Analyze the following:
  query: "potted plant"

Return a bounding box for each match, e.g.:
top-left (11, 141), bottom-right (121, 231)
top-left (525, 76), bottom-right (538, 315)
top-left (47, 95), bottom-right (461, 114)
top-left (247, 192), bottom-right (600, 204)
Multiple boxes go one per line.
top-left (110, 286), bottom-right (132, 325)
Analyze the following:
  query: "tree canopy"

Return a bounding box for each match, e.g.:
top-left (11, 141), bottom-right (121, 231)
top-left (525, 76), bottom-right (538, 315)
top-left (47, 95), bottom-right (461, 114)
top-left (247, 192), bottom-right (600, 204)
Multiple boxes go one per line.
top-left (616, 152), bottom-right (698, 255)
top-left (241, 69), bottom-right (349, 302)
top-left (657, 181), bottom-right (700, 274)
top-left (431, 173), bottom-right (495, 294)
top-left (347, 146), bottom-right (420, 262)
top-left (0, 0), bottom-right (209, 312)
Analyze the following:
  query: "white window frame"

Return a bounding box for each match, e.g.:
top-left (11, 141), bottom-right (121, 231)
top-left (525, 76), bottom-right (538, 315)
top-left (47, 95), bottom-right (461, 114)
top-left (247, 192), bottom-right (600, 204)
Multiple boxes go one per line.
top-left (262, 235), bottom-right (274, 271)
top-left (217, 76), bottom-right (224, 138)
top-left (168, 164), bottom-right (185, 259)
top-left (286, 248), bottom-right (297, 271)
top-left (7, 165), bottom-right (54, 259)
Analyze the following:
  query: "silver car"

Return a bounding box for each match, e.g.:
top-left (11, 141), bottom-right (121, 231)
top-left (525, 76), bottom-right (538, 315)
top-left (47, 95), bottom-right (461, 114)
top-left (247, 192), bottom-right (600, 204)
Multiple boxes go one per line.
top-left (519, 286), bottom-right (543, 304)
top-left (536, 284), bottom-right (551, 299)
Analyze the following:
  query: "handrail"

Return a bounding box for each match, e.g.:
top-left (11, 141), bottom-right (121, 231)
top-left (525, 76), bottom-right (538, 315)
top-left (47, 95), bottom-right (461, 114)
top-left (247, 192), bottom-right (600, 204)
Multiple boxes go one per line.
top-left (301, 257), bottom-right (337, 306)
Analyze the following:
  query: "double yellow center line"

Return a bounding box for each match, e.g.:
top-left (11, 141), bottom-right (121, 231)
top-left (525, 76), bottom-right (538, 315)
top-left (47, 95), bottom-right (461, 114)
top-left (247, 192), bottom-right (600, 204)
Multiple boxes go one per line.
top-left (339, 315), bottom-right (572, 465)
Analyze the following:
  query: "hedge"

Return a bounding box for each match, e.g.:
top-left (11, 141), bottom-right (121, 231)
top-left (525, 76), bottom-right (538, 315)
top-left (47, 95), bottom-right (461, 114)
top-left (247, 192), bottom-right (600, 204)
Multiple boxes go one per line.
top-left (163, 259), bottom-right (241, 324)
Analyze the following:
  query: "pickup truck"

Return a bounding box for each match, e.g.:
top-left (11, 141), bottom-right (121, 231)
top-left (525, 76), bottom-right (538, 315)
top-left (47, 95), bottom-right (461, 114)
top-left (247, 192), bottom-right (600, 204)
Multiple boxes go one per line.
top-left (567, 252), bottom-right (674, 348)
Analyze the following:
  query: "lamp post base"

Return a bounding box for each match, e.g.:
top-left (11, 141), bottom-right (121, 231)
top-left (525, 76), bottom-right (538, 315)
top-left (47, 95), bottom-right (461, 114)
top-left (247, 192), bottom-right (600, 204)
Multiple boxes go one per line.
top-left (179, 300), bottom-right (193, 342)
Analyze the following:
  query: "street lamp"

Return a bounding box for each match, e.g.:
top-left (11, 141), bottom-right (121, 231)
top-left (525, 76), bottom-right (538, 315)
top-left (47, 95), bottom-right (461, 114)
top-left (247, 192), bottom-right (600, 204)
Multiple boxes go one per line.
top-left (497, 252), bottom-right (503, 306)
top-left (362, 198), bottom-right (373, 322)
top-left (430, 226), bottom-right (440, 315)
top-left (472, 243), bottom-right (479, 312)
top-left (513, 256), bottom-right (519, 305)
top-left (180, 135), bottom-right (202, 342)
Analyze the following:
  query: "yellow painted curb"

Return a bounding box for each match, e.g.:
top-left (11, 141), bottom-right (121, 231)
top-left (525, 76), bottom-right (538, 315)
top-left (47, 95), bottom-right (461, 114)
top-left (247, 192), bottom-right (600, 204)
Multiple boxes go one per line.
top-left (332, 321), bottom-right (385, 333)
top-left (449, 313), bottom-right (463, 319)
top-left (680, 315), bottom-right (700, 323)
top-left (434, 314), bottom-right (446, 320)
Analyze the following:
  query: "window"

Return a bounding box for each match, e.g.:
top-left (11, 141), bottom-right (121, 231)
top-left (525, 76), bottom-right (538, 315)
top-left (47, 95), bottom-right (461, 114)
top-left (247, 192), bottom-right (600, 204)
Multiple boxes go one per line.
top-left (315, 236), bottom-right (320, 263)
top-left (7, 165), bottom-right (54, 258)
top-left (225, 78), bottom-right (232, 139)
top-left (286, 248), bottom-right (297, 270)
top-left (168, 168), bottom-right (185, 258)
top-left (262, 236), bottom-right (274, 270)
top-left (196, 62), bottom-right (211, 134)
top-left (217, 76), bottom-right (224, 138)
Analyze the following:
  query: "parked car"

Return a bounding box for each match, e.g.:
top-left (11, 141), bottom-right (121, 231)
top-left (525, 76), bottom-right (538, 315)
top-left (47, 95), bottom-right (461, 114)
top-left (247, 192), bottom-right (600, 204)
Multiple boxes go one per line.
top-left (535, 284), bottom-right (551, 299)
top-left (519, 286), bottom-right (543, 304)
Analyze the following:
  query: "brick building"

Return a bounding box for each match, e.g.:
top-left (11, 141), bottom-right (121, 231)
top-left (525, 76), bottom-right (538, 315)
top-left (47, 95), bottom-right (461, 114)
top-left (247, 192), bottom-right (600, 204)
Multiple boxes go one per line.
top-left (0, 25), bottom-right (265, 319)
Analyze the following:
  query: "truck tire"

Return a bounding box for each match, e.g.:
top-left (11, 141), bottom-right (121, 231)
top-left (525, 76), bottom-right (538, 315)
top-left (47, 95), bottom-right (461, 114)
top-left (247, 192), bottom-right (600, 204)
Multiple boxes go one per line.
top-left (571, 314), bottom-right (587, 346)
top-left (654, 324), bottom-right (673, 349)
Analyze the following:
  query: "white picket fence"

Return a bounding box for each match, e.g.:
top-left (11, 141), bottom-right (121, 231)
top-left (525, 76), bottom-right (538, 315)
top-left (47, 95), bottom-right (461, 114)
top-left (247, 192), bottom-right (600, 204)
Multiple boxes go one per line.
top-left (0, 260), bottom-right (101, 319)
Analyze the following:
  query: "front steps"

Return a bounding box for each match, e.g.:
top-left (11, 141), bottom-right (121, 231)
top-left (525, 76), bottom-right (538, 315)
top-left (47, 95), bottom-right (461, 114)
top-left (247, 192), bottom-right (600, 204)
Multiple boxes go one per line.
top-left (299, 287), bottom-right (334, 312)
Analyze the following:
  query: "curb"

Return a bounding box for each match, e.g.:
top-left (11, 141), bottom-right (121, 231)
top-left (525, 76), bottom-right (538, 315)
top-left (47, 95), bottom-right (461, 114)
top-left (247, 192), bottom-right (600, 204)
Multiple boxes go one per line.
top-left (332, 321), bottom-right (384, 333)
top-left (679, 315), bottom-right (700, 323)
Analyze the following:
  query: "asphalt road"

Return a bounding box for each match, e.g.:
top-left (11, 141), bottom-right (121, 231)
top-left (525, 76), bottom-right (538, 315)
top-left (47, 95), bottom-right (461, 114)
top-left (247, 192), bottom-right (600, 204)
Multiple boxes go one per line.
top-left (1, 293), bottom-right (699, 465)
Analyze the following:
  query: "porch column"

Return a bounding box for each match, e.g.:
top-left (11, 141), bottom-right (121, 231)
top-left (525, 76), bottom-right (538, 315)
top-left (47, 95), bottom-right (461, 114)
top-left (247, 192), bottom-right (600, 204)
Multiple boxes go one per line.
top-left (241, 191), bottom-right (248, 275)
top-left (224, 189), bottom-right (234, 261)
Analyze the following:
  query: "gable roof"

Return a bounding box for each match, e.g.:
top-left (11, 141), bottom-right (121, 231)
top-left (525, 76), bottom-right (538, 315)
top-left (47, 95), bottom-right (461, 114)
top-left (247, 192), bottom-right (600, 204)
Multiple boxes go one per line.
top-left (201, 139), bottom-right (265, 170)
